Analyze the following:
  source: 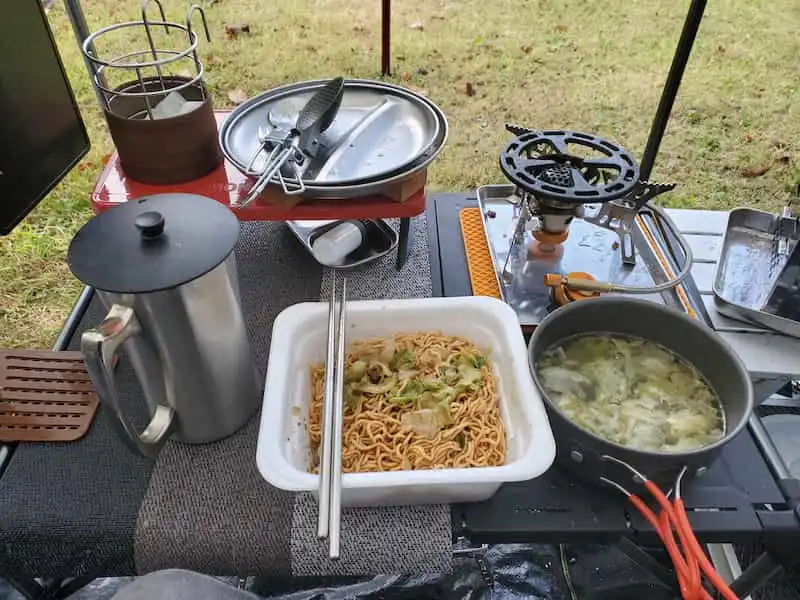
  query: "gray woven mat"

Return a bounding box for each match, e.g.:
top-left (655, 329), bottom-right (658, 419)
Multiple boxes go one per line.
top-left (135, 216), bottom-right (453, 577)
top-left (134, 222), bottom-right (321, 577)
top-left (291, 216), bottom-right (453, 577)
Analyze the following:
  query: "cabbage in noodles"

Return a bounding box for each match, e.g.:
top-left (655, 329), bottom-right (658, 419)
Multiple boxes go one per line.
top-left (536, 334), bottom-right (724, 453)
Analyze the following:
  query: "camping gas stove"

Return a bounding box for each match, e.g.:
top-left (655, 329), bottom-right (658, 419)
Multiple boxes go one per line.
top-left (479, 126), bottom-right (692, 328)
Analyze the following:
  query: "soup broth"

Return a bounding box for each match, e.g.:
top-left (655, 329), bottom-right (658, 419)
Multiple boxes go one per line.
top-left (536, 333), bottom-right (724, 453)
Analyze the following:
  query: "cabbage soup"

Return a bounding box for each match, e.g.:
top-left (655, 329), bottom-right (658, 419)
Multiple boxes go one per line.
top-left (535, 333), bottom-right (725, 453)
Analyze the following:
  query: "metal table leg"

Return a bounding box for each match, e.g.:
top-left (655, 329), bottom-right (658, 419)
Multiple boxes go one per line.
top-left (396, 217), bottom-right (413, 269)
top-left (381, 0), bottom-right (391, 76)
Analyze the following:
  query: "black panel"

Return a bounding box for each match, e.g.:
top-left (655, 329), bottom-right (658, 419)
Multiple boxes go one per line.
top-left (0, 0), bottom-right (90, 235)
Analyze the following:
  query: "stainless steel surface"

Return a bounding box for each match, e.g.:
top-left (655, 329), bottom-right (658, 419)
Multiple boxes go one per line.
top-left (82, 2), bottom-right (211, 119)
top-left (713, 207), bottom-right (800, 339)
top-left (81, 304), bottom-right (176, 459)
top-left (318, 273), bottom-right (347, 559)
top-left (330, 277), bottom-right (347, 559)
top-left (287, 219), bottom-right (398, 269)
top-left (219, 79), bottom-right (447, 198)
top-left (477, 184), bottom-right (685, 327)
top-left (317, 277), bottom-right (338, 539)
top-left (654, 208), bottom-right (800, 380)
top-left (83, 256), bottom-right (261, 457)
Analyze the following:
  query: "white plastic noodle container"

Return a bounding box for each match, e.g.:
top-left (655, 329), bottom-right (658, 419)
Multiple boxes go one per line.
top-left (256, 296), bottom-right (556, 507)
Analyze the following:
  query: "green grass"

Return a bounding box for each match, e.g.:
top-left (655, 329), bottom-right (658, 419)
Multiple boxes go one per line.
top-left (1, 0), bottom-right (799, 347)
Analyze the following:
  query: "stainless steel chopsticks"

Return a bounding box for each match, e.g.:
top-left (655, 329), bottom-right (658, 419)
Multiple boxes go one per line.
top-left (317, 271), bottom-right (347, 559)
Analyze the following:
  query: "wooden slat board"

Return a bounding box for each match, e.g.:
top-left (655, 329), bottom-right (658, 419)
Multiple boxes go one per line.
top-left (0, 349), bottom-right (99, 442)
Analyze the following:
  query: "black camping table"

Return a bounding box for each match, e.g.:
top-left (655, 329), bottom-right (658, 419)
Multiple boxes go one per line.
top-left (0, 195), bottom-right (799, 600)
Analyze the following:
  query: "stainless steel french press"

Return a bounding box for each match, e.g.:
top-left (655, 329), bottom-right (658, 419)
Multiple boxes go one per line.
top-left (68, 193), bottom-right (261, 458)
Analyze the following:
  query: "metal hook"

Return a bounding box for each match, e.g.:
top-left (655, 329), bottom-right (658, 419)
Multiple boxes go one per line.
top-left (186, 4), bottom-right (211, 97)
top-left (186, 4), bottom-right (212, 43)
top-left (600, 476), bottom-right (631, 497)
top-left (674, 466), bottom-right (688, 500)
top-left (601, 454), bottom-right (649, 484)
top-left (141, 0), bottom-right (169, 92)
top-left (141, 0), bottom-right (170, 34)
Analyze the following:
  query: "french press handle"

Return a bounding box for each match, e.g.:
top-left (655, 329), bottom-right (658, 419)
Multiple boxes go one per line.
top-left (81, 304), bottom-right (176, 459)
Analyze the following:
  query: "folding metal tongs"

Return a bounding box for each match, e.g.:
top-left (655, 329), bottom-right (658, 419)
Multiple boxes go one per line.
top-left (236, 77), bottom-right (345, 208)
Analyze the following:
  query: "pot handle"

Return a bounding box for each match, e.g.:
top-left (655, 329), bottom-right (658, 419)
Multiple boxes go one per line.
top-left (81, 304), bottom-right (176, 459)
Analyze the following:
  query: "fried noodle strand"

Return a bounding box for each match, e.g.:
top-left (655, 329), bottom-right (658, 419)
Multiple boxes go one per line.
top-left (307, 332), bottom-right (506, 473)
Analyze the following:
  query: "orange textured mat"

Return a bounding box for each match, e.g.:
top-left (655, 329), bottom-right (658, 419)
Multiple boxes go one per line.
top-left (459, 208), bottom-right (502, 299)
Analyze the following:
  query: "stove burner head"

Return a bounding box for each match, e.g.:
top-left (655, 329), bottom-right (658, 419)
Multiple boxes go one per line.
top-left (500, 127), bottom-right (640, 204)
top-left (540, 164), bottom-right (574, 188)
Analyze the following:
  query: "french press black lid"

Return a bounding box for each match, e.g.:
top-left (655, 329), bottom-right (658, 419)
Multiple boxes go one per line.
top-left (68, 193), bottom-right (241, 294)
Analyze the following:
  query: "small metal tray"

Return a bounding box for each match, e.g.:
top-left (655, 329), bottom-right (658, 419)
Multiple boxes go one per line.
top-left (713, 208), bottom-right (800, 338)
top-left (476, 184), bottom-right (684, 328)
top-left (287, 219), bottom-right (398, 269)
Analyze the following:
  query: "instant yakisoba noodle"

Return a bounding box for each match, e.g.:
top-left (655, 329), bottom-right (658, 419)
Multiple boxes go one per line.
top-left (308, 332), bottom-right (506, 472)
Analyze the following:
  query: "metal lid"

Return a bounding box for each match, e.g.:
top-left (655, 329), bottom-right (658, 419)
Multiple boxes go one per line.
top-left (68, 193), bottom-right (240, 294)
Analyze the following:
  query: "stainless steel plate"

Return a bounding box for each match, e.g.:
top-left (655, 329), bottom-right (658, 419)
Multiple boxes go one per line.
top-left (220, 79), bottom-right (446, 189)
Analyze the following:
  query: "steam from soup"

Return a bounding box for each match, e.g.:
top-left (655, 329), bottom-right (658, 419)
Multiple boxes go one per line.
top-left (536, 333), bottom-right (724, 453)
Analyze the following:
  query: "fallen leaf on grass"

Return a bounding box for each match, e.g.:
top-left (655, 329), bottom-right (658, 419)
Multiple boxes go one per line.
top-left (465, 82), bottom-right (475, 96)
top-left (555, 24), bottom-right (569, 33)
top-left (740, 165), bottom-right (771, 178)
top-left (409, 21), bottom-right (424, 31)
top-left (224, 24), bottom-right (251, 39)
top-left (743, 133), bottom-right (754, 143)
top-left (227, 89), bottom-right (248, 105)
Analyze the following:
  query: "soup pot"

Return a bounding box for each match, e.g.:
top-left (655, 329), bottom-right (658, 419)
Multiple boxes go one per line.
top-left (528, 296), bottom-right (753, 488)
